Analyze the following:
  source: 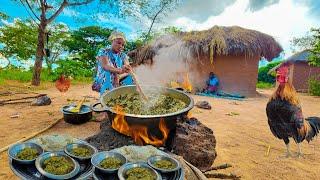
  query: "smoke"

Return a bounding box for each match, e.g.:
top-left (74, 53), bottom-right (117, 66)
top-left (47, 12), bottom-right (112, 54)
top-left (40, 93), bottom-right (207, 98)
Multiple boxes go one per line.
top-left (134, 35), bottom-right (193, 88)
top-left (131, 34), bottom-right (205, 109)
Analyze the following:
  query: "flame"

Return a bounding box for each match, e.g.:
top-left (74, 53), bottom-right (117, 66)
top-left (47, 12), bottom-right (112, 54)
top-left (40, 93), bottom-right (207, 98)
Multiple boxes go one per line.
top-left (182, 73), bottom-right (192, 92)
top-left (112, 106), bottom-right (170, 147)
top-left (187, 111), bottom-right (192, 119)
top-left (112, 105), bottom-right (130, 136)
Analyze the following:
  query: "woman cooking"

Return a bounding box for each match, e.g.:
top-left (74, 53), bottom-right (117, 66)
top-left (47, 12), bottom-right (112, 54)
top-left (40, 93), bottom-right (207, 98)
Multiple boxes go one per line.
top-left (93, 31), bottom-right (134, 95)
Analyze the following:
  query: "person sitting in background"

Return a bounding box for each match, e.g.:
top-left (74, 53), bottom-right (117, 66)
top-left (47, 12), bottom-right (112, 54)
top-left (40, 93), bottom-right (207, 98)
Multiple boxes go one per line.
top-left (205, 72), bottom-right (219, 94)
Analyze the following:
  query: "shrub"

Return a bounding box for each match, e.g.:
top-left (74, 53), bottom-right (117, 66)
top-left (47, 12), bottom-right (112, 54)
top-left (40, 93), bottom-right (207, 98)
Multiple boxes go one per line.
top-left (308, 76), bottom-right (320, 96)
top-left (256, 81), bottom-right (274, 89)
top-left (258, 61), bottom-right (281, 83)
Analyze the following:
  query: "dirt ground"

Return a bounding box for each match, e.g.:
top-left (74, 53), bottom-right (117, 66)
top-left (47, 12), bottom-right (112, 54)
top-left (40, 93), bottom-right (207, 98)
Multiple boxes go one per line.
top-left (0, 83), bottom-right (319, 180)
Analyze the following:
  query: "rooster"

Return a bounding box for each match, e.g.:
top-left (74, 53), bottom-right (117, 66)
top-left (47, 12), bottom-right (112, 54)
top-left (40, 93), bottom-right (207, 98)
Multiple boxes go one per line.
top-left (55, 75), bottom-right (71, 93)
top-left (266, 62), bottom-right (320, 157)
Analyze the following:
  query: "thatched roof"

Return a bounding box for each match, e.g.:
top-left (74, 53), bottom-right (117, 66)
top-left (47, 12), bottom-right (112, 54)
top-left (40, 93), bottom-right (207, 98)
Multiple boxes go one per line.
top-left (286, 49), bottom-right (311, 62)
top-left (268, 50), bottom-right (312, 74)
top-left (128, 26), bottom-right (283, 65)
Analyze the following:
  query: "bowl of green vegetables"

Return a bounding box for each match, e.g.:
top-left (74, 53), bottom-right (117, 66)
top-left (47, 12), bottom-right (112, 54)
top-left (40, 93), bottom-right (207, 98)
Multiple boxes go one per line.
top-left (64, 143), bottom-right (97, 161)
top-left (118, 162), bottom-right (162, 180)
top-left (35, 151), bottom-right (80, 179)
top-left (91, 151), bottom-right (127, 173)
top-left (147, 155), bottom-right (181, 173)
top-left (8, 142), bottom-right (44, 164)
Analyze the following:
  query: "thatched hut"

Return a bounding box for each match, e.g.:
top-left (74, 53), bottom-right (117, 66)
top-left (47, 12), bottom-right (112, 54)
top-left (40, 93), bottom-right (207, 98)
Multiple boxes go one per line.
top-left (269, 50), bottom-right (320, 92)
top-left (129, 26), bottom-right (283, 96)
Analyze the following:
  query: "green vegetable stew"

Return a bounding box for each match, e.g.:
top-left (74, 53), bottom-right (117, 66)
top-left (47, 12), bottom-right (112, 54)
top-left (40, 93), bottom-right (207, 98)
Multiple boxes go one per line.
top-left (43, 156), bottom-right (74, 175)
top-left (105, 93), bottom-right (186, 115)
top-left (153, 159), bottom-right (176, 169)
top-left (99, 157), bottom-right (123, 169)
top-left (125, 167), bottom-right (156, 180)
top-left (16, 147), bottom-right (39, 160)
top-left (70, 147), bottom-right (92, 157)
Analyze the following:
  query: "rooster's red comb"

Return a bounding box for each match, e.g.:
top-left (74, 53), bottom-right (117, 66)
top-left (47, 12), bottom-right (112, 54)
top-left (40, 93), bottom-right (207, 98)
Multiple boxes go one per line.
top-left (276, 62), bottom-right (291, 84)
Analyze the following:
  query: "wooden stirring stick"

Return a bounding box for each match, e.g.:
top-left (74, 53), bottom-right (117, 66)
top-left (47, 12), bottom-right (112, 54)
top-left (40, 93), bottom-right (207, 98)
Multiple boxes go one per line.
top-left (69, 97), bottom-right (86, 113)
top-left (129, 71), bottom-right (148, 101)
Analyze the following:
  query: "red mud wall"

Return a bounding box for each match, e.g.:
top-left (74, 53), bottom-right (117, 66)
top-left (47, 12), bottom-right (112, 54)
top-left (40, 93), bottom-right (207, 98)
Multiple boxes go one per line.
top-left (188, 55), bottom-right (260, 97)
top-left (291, 62), bottom-right (320, 92)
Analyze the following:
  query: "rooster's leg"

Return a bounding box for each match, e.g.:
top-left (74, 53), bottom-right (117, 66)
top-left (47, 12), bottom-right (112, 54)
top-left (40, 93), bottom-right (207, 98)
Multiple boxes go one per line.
top-left (280, 138), bottom-right (292, 158)
top-left (297, 143), bottom-right (304, 158)
top-left (284, 143), bottom-right (292, 157)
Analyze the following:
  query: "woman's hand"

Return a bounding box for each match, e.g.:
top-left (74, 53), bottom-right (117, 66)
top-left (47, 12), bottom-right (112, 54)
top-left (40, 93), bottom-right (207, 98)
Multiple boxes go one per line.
top-left (122, 64), bottom-right (132, 73)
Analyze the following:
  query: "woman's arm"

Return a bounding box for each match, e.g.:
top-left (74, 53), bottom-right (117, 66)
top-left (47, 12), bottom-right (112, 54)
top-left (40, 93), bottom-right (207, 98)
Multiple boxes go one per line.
top-left (100, 56), bottom-right (123, 74)
top-left (122, 56), bottom-right (132, 73)
top-left (119, 57), bottom-right (131, 80)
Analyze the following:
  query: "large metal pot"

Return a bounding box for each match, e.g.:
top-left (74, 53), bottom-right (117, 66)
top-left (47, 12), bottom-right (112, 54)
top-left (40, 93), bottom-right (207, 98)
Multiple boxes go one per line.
top-left (91, 85), bottom-right (194, 138)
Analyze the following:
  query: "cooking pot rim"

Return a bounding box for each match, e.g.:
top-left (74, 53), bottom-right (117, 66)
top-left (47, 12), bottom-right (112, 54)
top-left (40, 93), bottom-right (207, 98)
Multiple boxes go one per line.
top-left (61, 104), bottom-right (92, 115)
top-left (98, 85), bottom-right (194, 118)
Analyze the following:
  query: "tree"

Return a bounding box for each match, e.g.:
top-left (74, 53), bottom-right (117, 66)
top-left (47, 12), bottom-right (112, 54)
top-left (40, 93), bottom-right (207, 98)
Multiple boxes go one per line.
top-left (258, 61), bottom-right (281, 83)
top-left (0, 19), bottom-right (37, 61)
top-left (308, 28), bottom-right (320, 67)
top-left (0, 19), bottom-right (70, 73)
top-left (0, 11), bottom-right (9, 21)
top-left (142, 0), bottom-right (180, 41)
top-left (291, 27), bottom-right (320, 67)
top-left (15, 0), bottom-right (156, 85)
top-left (63, 26), bottom-right (112, 70)
top-left (45, 23), bottom-right (70, 73)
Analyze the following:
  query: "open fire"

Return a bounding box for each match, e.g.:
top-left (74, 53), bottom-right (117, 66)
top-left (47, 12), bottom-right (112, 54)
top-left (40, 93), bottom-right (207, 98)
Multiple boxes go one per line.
top-left (111, 105), bottom-right (170, 147)
top-left (170, 72), bottom-right (193, 92)
top-left (182, 73), bottom-right (192, 92)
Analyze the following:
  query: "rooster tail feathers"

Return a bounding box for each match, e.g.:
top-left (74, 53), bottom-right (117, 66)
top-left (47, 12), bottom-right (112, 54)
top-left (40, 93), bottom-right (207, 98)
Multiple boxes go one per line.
top-left (305, 117), bottom-right (320, 142)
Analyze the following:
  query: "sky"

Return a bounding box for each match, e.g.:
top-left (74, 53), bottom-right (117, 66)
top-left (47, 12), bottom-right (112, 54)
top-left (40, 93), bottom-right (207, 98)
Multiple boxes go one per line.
top-left (0, 0), bottom-right (320, 66)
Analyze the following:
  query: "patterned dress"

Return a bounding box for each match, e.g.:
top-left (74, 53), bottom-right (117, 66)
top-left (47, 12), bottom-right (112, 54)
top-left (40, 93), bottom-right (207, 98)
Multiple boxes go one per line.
top-left (94, 48), bottom-right (133, 95)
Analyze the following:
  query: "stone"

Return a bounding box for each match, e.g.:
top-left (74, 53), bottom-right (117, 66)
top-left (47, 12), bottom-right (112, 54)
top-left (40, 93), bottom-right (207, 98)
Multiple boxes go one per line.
top-left (30, 95), bottom-right (51, 106)
top-left (86, 116), bottom-right (217, 171)
top-left (195, 101), bottom-right (212, 110)
top-left (171, 117), bottom-right (217, 170)
top-left (86, 120), bottom-right (135, 151)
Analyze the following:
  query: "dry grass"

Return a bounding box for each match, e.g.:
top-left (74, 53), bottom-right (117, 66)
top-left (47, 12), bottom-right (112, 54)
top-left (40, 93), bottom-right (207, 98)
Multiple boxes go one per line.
top-left (129, 26), bottom-right (283, 65)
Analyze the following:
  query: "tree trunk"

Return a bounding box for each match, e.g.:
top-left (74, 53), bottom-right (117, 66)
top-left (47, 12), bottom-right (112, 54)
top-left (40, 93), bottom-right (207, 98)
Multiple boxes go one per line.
top-left (31, 21), bottom-right (46, 86)
top-left (44, 57), bottom-right (53, 75)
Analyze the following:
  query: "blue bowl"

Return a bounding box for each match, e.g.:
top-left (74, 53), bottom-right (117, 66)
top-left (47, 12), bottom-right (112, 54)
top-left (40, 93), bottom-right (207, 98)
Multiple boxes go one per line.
top-left (64, 143), bottom-right (98, 161)
top-left (91, 151), bottom-right (127, 173)
top-left (147, 155), bottom-right (181, 173)
top-left (35, 152), bottom-right (80, 179)
top-left (8, 142), bottom-right (43, 164)
top-left (118, 162), bottom-right (162, 180)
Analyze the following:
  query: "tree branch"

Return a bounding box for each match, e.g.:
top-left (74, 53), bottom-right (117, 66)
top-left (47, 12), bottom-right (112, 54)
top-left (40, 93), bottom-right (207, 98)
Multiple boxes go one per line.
top-left (47, 0), bottom-right (94, 24)
top-left (40, 0), bottom-right (47, 19)
top-left (25, 0), bottom-right (41, 21)
top-left (46, 0), bottom-right (68, 24)
top-left (145, 2), bottom-right (168, 41)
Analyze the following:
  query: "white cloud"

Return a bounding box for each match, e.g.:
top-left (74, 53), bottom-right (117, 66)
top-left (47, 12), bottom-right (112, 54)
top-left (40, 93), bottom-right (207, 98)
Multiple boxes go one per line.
top-left (166, 0), bottom-right (320, 58)
top-left (62, 8), bottom-right (81, 17)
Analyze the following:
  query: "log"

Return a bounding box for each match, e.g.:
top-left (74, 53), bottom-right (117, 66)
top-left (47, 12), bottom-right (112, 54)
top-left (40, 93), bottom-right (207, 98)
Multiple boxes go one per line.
top-left (201, 163), bottom-right (233, 173)
top-left (0, 94), bottom-right (46, 103)
top-left (205, 173), bottom-right (241, 179)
